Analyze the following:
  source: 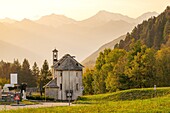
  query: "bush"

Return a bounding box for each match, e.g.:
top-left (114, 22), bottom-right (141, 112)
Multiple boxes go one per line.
top-left (26, 95), bottom-right (54, 101)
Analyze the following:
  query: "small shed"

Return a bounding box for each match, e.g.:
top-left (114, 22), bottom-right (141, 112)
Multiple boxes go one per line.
top-left (44, 78), bottom-right (59, 100)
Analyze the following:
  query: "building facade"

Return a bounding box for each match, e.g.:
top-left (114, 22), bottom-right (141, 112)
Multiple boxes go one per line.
top-left (45, 49), bottom-right (83, 100)
top-left (45, 78), bottom-right (58, 99)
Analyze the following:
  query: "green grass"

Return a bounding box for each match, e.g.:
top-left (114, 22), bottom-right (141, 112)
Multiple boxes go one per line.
top-left (75, 87), bottom-right (170, 104)
top-left (2, 87), bottom-right (170, 113)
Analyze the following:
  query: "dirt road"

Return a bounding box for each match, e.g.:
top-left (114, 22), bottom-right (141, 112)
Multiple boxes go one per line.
top-left (0, 102), bottom-right (72, 111)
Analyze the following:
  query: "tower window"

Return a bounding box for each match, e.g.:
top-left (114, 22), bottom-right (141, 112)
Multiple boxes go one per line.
top-left (60, 71), bottom-right (62, 77)
top-left (76, 83), bottom-right (79, 91)
top-left (60, 84), bottom-right (62, 90)
top-left (76, 72), bottom-right (78, 77)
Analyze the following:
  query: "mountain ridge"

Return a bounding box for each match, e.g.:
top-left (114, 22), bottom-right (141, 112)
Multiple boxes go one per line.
top-left (0, 10), bottom-right (159, 66)
top-left (0, 40), bottom-right (41, 65)
top-left (80, 11), bottom-right (158, 68)
top-left (82, 35), bottom-right (126, 68)
top-left (115, 6), bottom-right (170, 50)
top-left (35, 14), bottom-right (76, 28)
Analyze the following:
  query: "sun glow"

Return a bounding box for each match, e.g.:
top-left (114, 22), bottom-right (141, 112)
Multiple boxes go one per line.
top-left (0, 0), bottom-right (169, 20)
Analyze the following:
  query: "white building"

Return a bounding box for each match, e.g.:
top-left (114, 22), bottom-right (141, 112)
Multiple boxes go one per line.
top-left (45, 49), bottom-right (83, 100)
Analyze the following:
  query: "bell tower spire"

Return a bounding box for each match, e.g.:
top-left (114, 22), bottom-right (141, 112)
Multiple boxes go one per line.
top-left (53, 48), bottom-right (58, 65)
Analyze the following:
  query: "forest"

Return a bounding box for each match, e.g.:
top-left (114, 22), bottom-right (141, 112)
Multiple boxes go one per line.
top-left (83, 6), bottom-right (170, 95)
top-left (0, 59), bottom-right (52, 88)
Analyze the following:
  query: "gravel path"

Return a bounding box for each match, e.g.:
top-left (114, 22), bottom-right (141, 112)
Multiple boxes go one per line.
top-left (0, 102), bottom-right (73, 111)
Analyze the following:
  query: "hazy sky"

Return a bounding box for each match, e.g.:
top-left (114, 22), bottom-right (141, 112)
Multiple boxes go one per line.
top-left (0, 0), bottom-right (169, 20)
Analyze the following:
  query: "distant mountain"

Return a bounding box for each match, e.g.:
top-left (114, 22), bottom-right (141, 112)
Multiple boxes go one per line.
top-left (35, 14), bottom-right (76, 28)
top-left (135, 12), bottom-right (159, 23)
top-left (79, 10), bottom-right (158, 27)
top-left (0, 40), bottom-right (40, 65)
top-left (82, 35), bottom-right (126, 68)
top-left (0, 10), bottom-right (159, 66)
top-left (79, 10), bottom-right (135, 27)
top-left (116, 6), bottom-right (170, 51)
top-left (0, 18), bottom-right (17, 23)
top-left (81, 11), bottom-right (158, 68)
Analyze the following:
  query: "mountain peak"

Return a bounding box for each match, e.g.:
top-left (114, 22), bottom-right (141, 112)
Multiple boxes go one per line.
top-left (42, 13), bottom-right (68, 19)
top-left (96, 10), bottom-right (122, 17)
top-left (0, 18), bottom-right (17, 23)
top-left (97, 10), bottom-right (110, 14)
top-left (36, 13), bottom-right (76, 27)
top-left (136, 11), bottom-right (159, 23)
top-left (82, 10), bottom-right (134, 24)
top-left (137, 11), bottom-right (158, 18)
top-left (20, 18), bottom-right (33, 24)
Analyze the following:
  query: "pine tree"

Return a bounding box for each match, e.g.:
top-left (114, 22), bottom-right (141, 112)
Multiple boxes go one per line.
top-left (32, 62), bottom-right (40, 87)
top-left (20, 59), bottom-right (36, 87)
top-left (0, 60), bottom-right (11, 79)
top-left (39, 60), bottom-right (52, 96)
top-left (11, 59), bottom-right (21, 73)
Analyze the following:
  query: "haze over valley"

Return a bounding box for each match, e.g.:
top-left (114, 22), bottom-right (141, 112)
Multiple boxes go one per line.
top-left (0, 11), bottom-right (158, 66)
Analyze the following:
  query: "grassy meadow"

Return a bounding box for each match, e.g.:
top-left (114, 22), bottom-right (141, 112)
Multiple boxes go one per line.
top-left (2, 87), bottom-right (170, 113)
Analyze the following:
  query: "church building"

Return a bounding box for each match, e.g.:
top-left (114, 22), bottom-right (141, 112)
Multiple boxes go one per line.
top-left (45, 49), bottom-right (83, 100)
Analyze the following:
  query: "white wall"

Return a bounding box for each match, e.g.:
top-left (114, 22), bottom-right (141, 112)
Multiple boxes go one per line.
top-left (55, 70), bottom-right (82, 100)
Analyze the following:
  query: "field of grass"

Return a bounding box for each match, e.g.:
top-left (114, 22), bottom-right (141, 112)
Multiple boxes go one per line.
top-left (2, 87), bottom-right (170, 113)
top-left (75, 87), bottom-right (170, 104)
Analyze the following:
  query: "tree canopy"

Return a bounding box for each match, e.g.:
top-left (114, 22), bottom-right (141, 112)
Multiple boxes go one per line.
top-left (83, 6), bottom-right (170, 95)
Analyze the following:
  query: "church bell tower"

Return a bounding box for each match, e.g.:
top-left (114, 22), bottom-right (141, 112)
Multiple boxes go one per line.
top-left (53, 49), bottom-right (58, 65)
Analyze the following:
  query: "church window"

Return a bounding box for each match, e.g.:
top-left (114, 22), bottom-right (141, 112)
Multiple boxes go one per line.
top-left (60, 84), bottom-right (62, 90)
top-left (76, 72), bottom-right (78, 77)
top-left (76, 83), bottom-right (79, 91)
top-left (60, 71), bottom-right (62, 77)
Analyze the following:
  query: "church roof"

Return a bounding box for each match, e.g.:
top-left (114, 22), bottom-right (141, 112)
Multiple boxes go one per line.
top-left (53, 54), bottom-right (83, 71)
top-left (44, 78), bottom-right (58, 88)
top-left (53, 49), bottom-right (58, 52)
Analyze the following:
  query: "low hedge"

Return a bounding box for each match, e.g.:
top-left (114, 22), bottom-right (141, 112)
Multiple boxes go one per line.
top-left (26, 95), bottom-right (54, 101)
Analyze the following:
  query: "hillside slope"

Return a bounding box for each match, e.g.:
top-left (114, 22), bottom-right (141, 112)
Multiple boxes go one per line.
top-left (116, 6), bottom-right (170, 50)
top-left (0, 40), bottom-right (41, 65)
top-left (0, 11), bottom-right (158, 66)
top-left (81, 11), bottom-right (158, 68)
top-left (76, 87), bottom-right (170, 103)
top-left (82, 35), bottom-right (125, 68)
